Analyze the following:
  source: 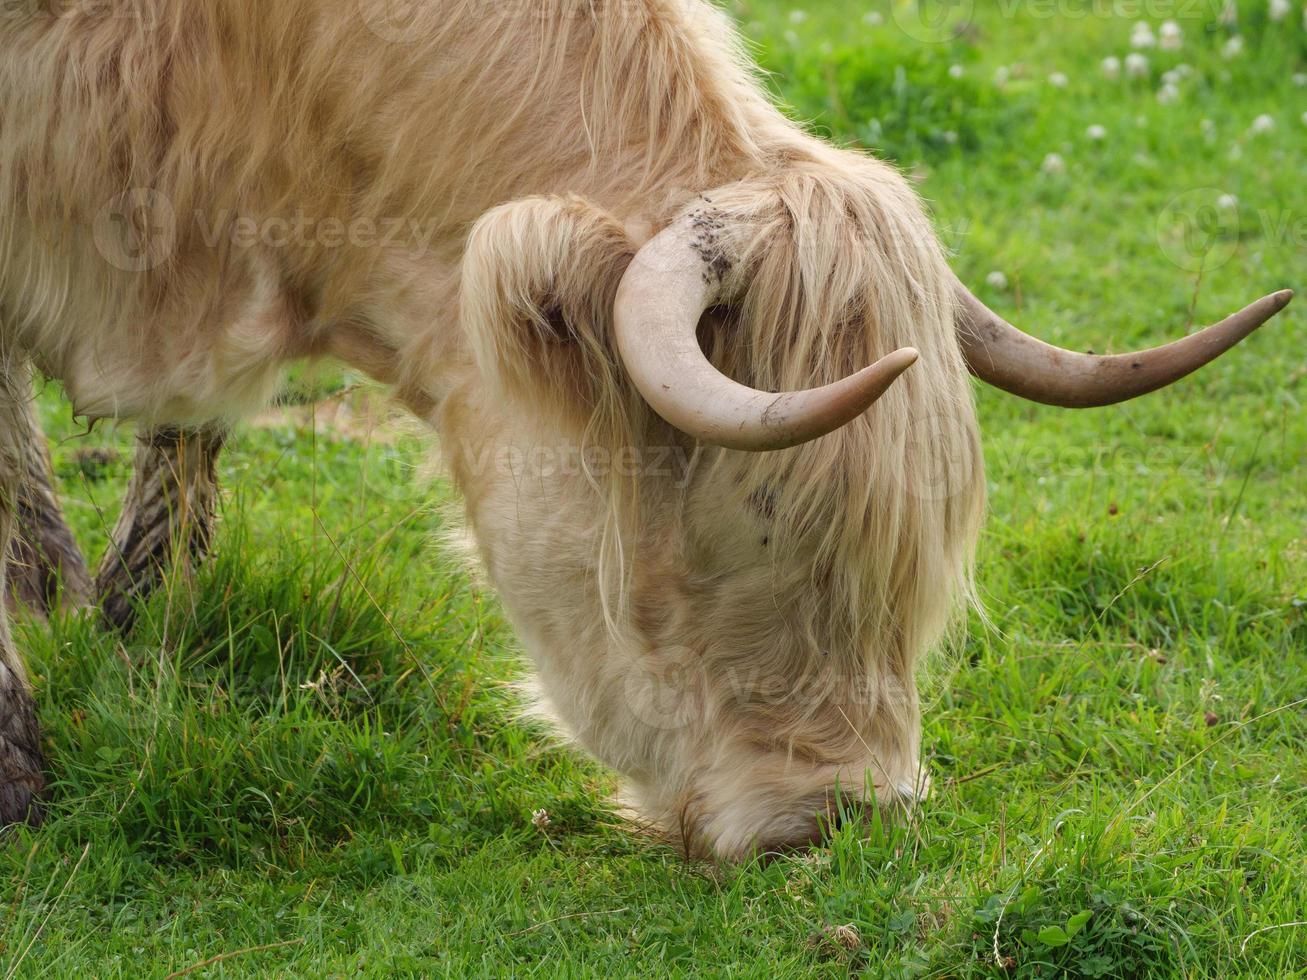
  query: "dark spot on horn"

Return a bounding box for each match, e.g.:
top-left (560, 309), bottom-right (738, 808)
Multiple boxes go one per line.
top-left (687, 207), bottom-right (731, 286)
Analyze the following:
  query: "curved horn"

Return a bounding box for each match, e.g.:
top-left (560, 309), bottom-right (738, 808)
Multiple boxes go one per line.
top-left (953, 273), bottom-right (1293, 408)
top-left (613, 220), bottom-right (919, 451)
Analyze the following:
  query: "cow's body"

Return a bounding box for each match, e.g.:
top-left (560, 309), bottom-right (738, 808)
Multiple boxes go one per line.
top-left (0, 1), bottom-right (1285, 856)
top-left (3, 1), bottom-right (760, 423)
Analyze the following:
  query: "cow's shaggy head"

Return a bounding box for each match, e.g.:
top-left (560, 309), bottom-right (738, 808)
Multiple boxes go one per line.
top-left (443, 159), bottom-right (981, 857)
top-left (442, 170), bottom-right (1288, 859)
top-left (429, 4), bottom-right (1289, 862)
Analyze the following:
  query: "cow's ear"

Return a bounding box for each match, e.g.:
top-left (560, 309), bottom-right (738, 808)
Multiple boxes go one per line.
top-left (461, 196), bottom-right (640, 433)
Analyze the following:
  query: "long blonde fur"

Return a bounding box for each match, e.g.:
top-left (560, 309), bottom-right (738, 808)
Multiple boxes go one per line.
top-left (1, 0), bottom-right (986, 857)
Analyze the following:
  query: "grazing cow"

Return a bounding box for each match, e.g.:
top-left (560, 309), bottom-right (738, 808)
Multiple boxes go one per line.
top-left (0, 0), bottom-right (1291, 857)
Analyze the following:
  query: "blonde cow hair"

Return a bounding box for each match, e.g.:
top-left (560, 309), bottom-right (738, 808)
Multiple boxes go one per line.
top-left (3, 0), bottom-right (1281, 852)
top-left (0, 0), bottom-right (1003, 855)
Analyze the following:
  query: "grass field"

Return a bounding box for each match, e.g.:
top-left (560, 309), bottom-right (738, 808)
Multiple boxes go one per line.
top-left (2, 2), bottom-right (1305, 976)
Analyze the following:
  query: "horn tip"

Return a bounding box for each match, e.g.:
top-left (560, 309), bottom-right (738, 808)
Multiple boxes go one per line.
top-left (889, 347), bottom-right (921, 371)
top-left (1270, 288), bottom-right (1295, 310)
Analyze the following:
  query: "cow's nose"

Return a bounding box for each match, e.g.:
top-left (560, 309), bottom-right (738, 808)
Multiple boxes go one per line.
top-left (757, 798), bottom-right (872, 861)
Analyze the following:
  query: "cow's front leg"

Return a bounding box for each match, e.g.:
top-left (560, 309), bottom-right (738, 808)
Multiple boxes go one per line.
top-left (5, 394), bottom-right (92, 615)
top-left (0, 376), bottom-right (48, 828)
top-left (95, 426), bottom-right (225, 632)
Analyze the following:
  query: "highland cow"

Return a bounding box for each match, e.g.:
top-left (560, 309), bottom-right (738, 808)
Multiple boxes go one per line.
top-left (0, 0), bottom-right (1290, 856)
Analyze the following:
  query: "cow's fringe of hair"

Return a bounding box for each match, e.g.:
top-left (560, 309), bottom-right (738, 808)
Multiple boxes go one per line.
top-left (462, 196), bottom-right (641, 462)
top-left (458, 194), bottom-right (648, 630)
top-left (646, 160), bottom-right (987, 795)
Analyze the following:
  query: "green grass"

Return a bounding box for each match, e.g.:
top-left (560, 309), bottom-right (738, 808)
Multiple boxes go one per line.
top-left (3, 2), bottom-right (1305, 976)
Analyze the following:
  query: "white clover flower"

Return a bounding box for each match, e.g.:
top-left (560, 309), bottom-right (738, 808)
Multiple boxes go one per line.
top-left (1201, 118), bottom-right (1217, 139)
top-left (1302, 111), bottom-right (1307, 126)
top-left (1157, 83), bottom-right (1181, 104)
top-left (1268, 0), bottom-right (1291, 22)
top-left (1217, 194), bottom-right (1239, 210)
top-left (1223, 36), bottom-right (1244, 59)
top-left (1159, 21), bottom-right (1183, 51)
top-left (994, 65), bottom-right (1011, 86)
top-left (949, 64), bottom-right (965, 79)
top-left (783, 29), bottom-right (799, 45)
top-left (1250, 113), bottom-right (1275, 134)
top-left (1041, 153), bottom-right (1067, 175)
top-left (1102, 56), bottom-right (1122, 80)
top-left (1292, 72), bottom-right (1307, 86)
top-left (1049, 71), bottom-right (1068, 88)
top-left (862, 10), bottom-right (884, 26)
top-left (986, 271), bottom-right (1009, 290)
top-left (941, 130), bottom-right (959, 145)
top-left (1131, 23), bottom-right (1157, 49)
top-left (1086, 124), bottom-right (1107, 141)
top-left (1126, 53), bottom-right (1150, 78)
top-left (1161, 69), bottom-right (1181, 86)
top-left (789, 9), bottom-right (808, 24)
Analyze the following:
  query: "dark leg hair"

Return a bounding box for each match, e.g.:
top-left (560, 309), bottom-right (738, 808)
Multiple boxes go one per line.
top-left (0, 372), bottom-right (49, 828)
top-left (95, 426), bottom-right (226, 632)
top-left (5, 395), bottom-right (91, 616)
